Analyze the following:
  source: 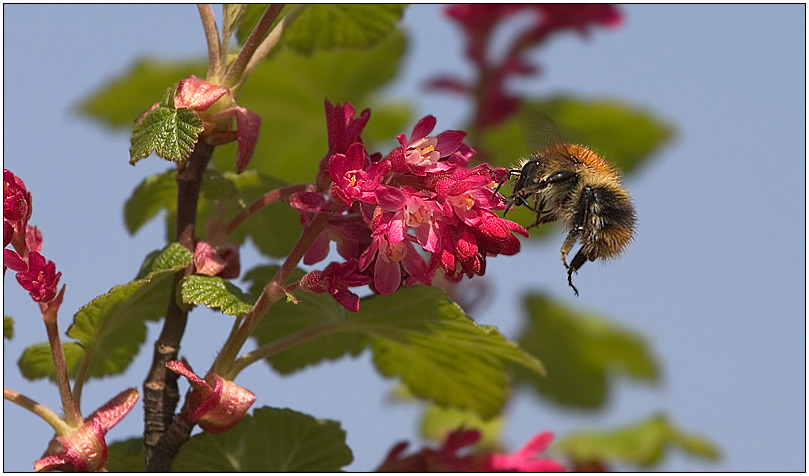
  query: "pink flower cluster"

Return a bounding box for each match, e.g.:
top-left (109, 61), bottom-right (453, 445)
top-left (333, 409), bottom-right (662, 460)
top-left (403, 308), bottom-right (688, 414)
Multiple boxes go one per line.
top-left (295, 101), bottom-right (527, 312)
top-left (375, 428), bottom-right (566, 472)
top-left (4, 169), bottom-right (62, 303)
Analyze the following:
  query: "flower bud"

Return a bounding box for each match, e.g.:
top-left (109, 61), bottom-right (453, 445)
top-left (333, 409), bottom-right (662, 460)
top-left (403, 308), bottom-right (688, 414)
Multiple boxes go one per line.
top-left (167, 360), bottom-right (256, 434)
top-left (33, 388), bottom-right (139, 472)
top-left (194, 240), bottom-right (240, 279)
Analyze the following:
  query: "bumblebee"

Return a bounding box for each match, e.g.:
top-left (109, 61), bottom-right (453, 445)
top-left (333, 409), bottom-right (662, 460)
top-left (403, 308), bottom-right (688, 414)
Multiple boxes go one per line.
top-left (499, 143), bottom-right (636, 296)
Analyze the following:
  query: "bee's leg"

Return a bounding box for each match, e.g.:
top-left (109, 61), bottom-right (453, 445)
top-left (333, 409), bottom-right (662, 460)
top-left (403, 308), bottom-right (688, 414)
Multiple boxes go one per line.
top-left (561, 185), bottom-right (594, 265)
top-left (560, 230), bottom-right (580, 268)
top-left (492, 169), bottom-right (520, 204)
top-left (565, 249), bottom-right (588, 297)
top-left (562, 186), bottom-right (597, 296)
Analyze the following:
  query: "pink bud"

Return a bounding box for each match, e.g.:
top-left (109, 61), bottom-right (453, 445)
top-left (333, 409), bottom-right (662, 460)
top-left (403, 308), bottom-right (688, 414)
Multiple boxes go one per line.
top-left (194, 241), bottom-right (240, 279)
top-left (175, 75), bottom-right (229, 112)
top-left (33, 388), bottom-right (139, 472)
top-left (167, 361), bottom-right (256, 434)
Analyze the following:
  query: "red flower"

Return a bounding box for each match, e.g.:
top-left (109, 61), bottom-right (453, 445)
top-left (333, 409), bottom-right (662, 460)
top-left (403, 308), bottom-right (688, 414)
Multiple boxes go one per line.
top-left (358, 214), bottom-right (429, 296)
top-left (329, 143), bottom-right (390, 206)
top-left (375, 428), bottom-right (565, 472)
top-left (390, 115), bottom-right (466, 175)
top-left (167, 360), bottom-right (256, 434)
top-left (292, 106), bottom-right (526, 310)
top-left (535, 4), bottom-right (622, 37)
top-left (316, 100), bottom-right (371, 191)
top-left (15, 251), bottom-right (61, 303)
top-left (4, 169), bottom-right (33, 251)
top-left (4, 168), bottom-right (32, 222)
top-left (33, 388), bottom-right (139, 472)
top-left (300, 259), bottom-right (373, 312)
top-left (484, 431), bottom-right (566, 472)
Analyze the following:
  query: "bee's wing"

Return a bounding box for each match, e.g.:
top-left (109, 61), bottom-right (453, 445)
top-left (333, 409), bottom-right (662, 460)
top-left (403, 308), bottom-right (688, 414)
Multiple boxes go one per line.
top-left (519, 105), bottom-right (581, 167)
top-left (519, 104), bottom-right (568, 154)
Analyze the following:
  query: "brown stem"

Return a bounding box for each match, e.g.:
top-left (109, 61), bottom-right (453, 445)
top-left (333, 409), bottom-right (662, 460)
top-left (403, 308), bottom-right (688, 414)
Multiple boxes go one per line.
top-left (226, 182), bottom-right (314, 234)
top-left (197, 4), bottom-right (222, 81)
top-left (223, 4), bottom-right (285, 89)
top-left (143, 141), bottom-right (213, 472)
top-left (43, 319), bottom-right (82, 428)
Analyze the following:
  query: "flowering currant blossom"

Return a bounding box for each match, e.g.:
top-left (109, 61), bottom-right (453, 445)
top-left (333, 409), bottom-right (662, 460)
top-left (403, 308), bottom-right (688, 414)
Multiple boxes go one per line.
top-left (4, 168), bottom-right (32, 250)
top-left (33, 389), bottom-right (140, 472)
top-left (299, 259), bottom-right (373, 312)
top-left (290, 101), bottom-right (527, 310)
top-left (316, 100), bottom-right (371, 191)
top-left (167, 360), bottom-right (256, 434)
top-left (3, 169), bottom-right (62, 302)
top-left (375, 428), bottom-right (565, 472)
top-left (15, 251), bottom-right (62, 303)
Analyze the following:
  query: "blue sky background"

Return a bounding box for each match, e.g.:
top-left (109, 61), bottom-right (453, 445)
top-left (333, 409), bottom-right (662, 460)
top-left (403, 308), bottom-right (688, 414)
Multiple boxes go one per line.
top-left (3, 4), bottom-right (805, 472)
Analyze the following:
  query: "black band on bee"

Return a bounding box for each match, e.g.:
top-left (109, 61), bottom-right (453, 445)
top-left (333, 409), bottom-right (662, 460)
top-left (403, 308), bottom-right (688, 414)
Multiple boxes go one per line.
top-left (590, 186), bottom-right (636, 229)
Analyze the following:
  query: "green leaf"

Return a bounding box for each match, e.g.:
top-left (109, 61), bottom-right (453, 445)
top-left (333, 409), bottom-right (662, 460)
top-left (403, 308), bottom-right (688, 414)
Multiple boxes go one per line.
top-left (237, 5), bottom-right (405, 55)
top-left (4, 316), bottom-right (13, 340)
top-left (123, 170), bottom-right (178, 236)
top-left (18, 342), bottom-right (85, 382)
top-left (181, 275), bottom-right (254, 316)
top-left (420, 405), bottom-right (504, 450)
top-left (555, 413), bottom-right (721, 468)
top-left (78, 59), bottom-right (206, 128)
top-left (64, 243), bottom-right (192, 378)
top-left (105, 438), bottom-right (145, 472)
top-left (247, 264), bottom-right (366, 375)
top-left (129, 85), bottom-right (204, 165)
top-left (250, 280), bottom-right (540, 419)
top-left (283, 5), bottom-right (407, 55)
top-left (135, 242), bottom-right (195, 278)
top-left (357, 286), bottom-right (544, 419)
top-left (172, 407), bottom-right (353, 471)
top-left (514, 294), bottom-right (659, 409)
top-left (254, 289), bottom-right (367, 375)
top-left (212, 30), bottom-right (410, 183)
top-left (17, 244), bottom-right (193, 382)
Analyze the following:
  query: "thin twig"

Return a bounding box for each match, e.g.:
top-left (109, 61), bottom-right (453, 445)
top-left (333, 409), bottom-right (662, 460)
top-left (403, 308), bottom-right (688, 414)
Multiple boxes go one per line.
top-left (226, 182), bottom-right (314, 234)
top-left (4, 387), bottom-right (73, 436)
top-left (223, 4), bottom-right (285, 89)
top-left (232, 4), bottom-right (309, 96)
top-left (43, 319), bottom-right (82, 427)
top-left (197, 4), bottom-right (223, 80)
